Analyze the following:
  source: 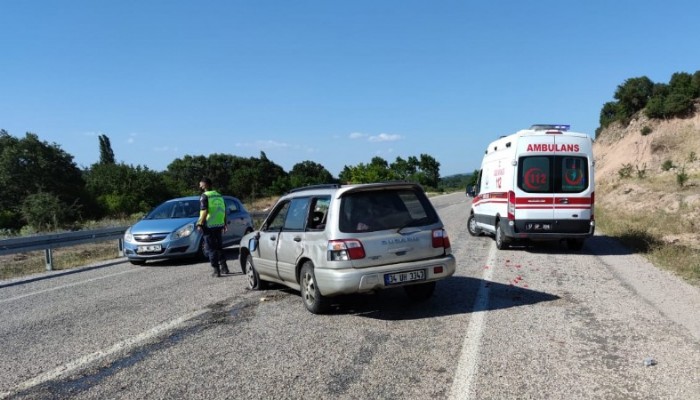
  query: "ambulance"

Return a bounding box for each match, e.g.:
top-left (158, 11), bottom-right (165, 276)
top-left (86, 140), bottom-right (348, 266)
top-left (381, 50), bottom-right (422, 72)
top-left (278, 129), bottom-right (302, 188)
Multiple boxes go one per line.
top-left (468, 124), bottom-right (595, 250)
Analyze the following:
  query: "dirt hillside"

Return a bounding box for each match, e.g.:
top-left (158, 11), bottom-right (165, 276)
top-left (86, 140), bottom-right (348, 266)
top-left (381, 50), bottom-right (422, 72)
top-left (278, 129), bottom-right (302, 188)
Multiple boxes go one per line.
top-left (592, 105), bottom-right (700, 249)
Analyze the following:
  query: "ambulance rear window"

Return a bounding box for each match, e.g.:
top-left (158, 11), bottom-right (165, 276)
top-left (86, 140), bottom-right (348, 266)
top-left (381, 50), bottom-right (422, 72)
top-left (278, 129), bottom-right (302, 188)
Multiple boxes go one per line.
top-left (518, 156), bottom-right (588, 193)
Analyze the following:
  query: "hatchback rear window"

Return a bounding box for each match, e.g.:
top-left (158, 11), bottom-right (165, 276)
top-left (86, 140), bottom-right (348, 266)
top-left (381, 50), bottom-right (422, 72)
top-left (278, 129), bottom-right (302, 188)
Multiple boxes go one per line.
top-left (339, 189), bottom-right (438, 233)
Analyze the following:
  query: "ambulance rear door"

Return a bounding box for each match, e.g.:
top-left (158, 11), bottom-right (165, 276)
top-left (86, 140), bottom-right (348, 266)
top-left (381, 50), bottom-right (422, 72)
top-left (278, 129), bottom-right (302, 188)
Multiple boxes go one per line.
top-left (552, 133), bottom-right (593, 227)
top-left (515, 134), bottom-right (556, 224)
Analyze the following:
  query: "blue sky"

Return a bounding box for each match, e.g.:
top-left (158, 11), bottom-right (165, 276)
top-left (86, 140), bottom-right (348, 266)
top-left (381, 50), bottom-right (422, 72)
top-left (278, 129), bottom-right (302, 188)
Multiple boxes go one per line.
top-left (2, 1), bottom-right (699, 177)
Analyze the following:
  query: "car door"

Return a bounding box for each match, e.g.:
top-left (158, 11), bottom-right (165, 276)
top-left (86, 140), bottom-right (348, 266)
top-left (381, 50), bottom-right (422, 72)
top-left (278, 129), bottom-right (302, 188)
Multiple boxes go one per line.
top-left (254, 201), bottom-right (290, 280)
top-left (275, 197), bottom-right (310, 283)
top-left (223, 197), bottom-right (248, 245)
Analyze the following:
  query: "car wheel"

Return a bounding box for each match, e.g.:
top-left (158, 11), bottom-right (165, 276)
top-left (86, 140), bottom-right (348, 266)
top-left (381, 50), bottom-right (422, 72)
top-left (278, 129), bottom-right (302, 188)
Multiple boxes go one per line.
top-left (300, 261), bottom-right (329, 314)
top-left (129, 259), bottom-right (146, 266)
top-left (467, 214), bottom-right (481, 236)
top-left (245, 256), bottom-right (265, 290)
top-left (404, 281), bottom-right (436, 302)
top-left (196, 239), bottom-right (208, 261)
top-left (567, 239), bottom-right (585, 251)
top-left (495, 222), bottom-right (509, 250)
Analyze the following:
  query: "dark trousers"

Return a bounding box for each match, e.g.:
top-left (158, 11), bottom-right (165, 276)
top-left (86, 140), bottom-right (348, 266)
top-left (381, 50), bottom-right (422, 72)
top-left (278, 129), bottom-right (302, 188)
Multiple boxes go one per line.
top-left (203, 226), bottom-right (228, 271)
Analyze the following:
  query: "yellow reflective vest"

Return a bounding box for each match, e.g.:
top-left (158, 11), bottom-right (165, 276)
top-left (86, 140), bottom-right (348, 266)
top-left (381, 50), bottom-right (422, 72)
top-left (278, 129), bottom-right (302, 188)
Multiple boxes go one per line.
top-left (203, 190), bottom-right (226, 228)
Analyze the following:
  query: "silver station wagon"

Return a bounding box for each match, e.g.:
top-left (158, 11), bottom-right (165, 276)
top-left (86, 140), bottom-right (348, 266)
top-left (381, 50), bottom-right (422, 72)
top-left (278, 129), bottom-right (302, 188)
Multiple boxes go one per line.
top-left (238, 182), bottom-right (457, 313)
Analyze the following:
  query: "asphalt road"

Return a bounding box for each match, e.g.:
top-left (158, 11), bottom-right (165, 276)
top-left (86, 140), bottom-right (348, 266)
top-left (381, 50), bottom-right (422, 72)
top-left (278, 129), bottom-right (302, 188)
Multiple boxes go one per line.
top-left (1, 192), bottom-right (699, 400)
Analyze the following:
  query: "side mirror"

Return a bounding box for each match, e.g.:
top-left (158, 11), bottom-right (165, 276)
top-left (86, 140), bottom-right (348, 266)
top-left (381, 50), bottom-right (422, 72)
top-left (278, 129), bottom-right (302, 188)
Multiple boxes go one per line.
top-left (248, 237), bottom-right (258, 252)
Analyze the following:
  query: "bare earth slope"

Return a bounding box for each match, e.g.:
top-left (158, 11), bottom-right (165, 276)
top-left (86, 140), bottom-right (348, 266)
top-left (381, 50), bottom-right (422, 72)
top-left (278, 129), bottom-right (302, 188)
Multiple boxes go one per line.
top-left (592, 106), bottom-right (700, 250)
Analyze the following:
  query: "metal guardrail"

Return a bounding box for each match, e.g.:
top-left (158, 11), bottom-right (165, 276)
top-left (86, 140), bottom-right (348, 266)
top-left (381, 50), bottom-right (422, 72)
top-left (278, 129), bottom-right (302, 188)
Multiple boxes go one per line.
top-left (0, 212), bottom-right (270, 272)
top-left (0, 227), bottom-right (129, 271)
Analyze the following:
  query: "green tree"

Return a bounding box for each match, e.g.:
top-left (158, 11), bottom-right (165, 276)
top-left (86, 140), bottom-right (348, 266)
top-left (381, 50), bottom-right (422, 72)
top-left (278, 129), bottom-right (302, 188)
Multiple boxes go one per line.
top-left (614, 76), bottom-right (654, 120)
top-left (668, 72), bottom-right (694, 96)
top-left (20, 191), bottom-right (76, 231)
top-left (164, 155), bottom-right (212, 196)
top-left (288, 161), bottom-right (334, 188)
top-left (84, 163), bottom-right (172, 217)
top-left (418, 154), bottom-right (440, 189)
top-left (389, 156), bottom-right (419, 180)
top-left (98, 134), bottom-right (115, 164)
top-left (0, 131), bottom-right (86, 230)
top-left (664, 92), bottom-right (694, 117)
top-left (599, 101), bottom-right (620, 129)
top-left (691, 70), bottom-right (700, 97)
top-left (339, 157), bottom-right (392, 184)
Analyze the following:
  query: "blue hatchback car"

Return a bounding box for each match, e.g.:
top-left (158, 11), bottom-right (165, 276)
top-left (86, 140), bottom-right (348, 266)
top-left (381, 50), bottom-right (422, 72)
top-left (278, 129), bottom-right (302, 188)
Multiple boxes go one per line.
top-left (123, 195), bottom-right (254, 265)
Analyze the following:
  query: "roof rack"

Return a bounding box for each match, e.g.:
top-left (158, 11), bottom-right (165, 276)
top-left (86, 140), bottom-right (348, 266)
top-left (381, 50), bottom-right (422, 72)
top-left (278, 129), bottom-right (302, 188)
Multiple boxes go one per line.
top-left (288, 184), bottom-right (341, 193)
top-left (529, 124), bottom-right (570, 131)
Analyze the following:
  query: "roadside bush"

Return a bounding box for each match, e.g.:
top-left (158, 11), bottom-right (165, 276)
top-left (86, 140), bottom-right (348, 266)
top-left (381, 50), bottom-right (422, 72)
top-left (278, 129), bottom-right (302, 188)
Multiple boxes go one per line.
top-left (618, 163), bottom-right (633, 178)
top-left (636, 163), bottom-right (647, 179)
top-left (676, 167), bottom-right (688, 188)
top-left (20, 192), bottom-right (78, 232)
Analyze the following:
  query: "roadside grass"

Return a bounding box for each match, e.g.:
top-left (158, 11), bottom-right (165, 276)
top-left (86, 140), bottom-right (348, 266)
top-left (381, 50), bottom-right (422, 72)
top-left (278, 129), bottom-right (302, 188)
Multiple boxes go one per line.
top-left (595, 206), bottom-right (700, 286)
top-left (0, 242), bottom-right (119, 281)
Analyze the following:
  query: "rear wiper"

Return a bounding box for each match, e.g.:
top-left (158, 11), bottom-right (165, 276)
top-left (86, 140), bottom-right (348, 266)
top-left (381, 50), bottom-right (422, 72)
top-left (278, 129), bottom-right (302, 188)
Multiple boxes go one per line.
top-left (396, 217), bottom-right (429, 233)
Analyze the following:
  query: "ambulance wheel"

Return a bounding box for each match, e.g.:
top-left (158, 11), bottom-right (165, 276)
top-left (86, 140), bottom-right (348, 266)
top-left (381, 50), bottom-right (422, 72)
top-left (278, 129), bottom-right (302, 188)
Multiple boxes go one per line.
top-left (495, 223), bottom-right (509, 250)
top-left (467, 214), bottom-right (482, 236)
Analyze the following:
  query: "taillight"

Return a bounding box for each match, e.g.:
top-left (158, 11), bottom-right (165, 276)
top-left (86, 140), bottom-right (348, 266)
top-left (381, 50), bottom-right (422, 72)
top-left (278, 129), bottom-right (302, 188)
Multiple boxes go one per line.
top-left (327, 239), bottom-right (366, 261)
top-left (432, 229), bottom-right (451, 249)
top-left (591, 191), bottom-right (595, 221)
top-left (507, 190), bottom-right (516, 220)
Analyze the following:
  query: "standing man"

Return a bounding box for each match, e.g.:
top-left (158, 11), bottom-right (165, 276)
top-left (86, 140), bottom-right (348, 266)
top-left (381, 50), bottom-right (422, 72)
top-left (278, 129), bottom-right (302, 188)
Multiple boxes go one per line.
top-left (197, 177), bottom-right (230, 277)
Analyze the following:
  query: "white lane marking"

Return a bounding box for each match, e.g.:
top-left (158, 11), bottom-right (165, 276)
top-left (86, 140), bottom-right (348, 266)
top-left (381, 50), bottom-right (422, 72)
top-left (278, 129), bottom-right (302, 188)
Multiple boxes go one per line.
top-left (0, 268), bottom-right (142, 304)
top-left (449, 243), bottom-right (497, 400)
top-left (0, 309), bottom-right (208, 399)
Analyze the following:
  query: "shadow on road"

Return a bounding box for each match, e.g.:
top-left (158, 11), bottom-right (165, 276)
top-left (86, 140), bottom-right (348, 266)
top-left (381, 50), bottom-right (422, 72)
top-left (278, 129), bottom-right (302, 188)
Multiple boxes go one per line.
top-left (471, 234), bottom-right (636, 257)
top-left (306, 275), bottom-right (560, 321)
top-left (0, 248), bottom-right (244, 289)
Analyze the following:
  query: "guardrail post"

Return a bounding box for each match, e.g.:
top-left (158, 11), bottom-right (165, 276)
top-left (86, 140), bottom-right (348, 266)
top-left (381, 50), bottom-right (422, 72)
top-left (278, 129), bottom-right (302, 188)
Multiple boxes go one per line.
top-left (45, 248), bottom-right (54, 271)
top-left (118, 238), bottom-right (124, 257)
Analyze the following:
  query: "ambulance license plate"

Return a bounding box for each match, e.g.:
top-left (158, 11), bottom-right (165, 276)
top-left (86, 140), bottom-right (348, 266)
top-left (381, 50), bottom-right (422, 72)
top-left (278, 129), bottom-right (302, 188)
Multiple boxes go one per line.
top-left (384, 269), bottom-right (425, 285)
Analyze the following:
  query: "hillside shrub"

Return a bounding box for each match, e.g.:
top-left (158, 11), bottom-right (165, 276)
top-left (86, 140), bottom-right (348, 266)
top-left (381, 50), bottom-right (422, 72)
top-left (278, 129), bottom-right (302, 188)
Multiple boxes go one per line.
top-left (636, 163), bottom-right (647, 179)
top-left (676, 167), bottom-right (688, 188)
top-left (662, 160), bottom-right (675, 171)
top-left (640, 126), bottom-right (653, 136)
top-left (618, 163), bottom-right (633, 178)
top-left (689, 152), bottom-right (697, 163)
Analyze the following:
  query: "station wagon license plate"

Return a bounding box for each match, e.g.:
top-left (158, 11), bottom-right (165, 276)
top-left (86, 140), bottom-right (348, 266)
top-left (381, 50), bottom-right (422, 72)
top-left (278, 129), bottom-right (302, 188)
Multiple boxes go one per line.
top-left (384, 269), bottom-right (425, 285)
top-left (137, 244), bottom-right (161, 253)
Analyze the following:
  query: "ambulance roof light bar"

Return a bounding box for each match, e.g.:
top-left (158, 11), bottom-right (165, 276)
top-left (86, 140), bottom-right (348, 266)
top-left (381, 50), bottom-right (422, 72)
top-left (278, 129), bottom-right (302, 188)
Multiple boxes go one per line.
top-left (530, 124), bottom-right (570, 131)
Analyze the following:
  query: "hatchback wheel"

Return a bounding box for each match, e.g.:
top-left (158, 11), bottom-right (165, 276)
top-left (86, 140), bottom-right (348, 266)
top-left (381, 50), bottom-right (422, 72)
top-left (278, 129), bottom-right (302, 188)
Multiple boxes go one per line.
top-left (404, 281), bottom-right (436, 301)
top-left (245, 256), bottom-right (265, 290)
top-left (300, 261), bottom-right (329, 314)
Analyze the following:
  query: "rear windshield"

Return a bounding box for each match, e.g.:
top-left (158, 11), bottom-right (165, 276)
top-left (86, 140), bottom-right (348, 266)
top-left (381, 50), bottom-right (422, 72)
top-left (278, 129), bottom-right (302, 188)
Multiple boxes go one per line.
top-left (518, 156), bottom-right (589, 193)
top-left (339, 188), bottom-right (439, 233)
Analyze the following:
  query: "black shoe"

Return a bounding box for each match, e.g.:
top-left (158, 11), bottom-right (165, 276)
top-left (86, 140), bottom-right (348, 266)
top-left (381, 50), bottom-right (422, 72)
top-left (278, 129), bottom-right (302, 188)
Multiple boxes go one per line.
top-left (211, 269), bottom-right (221, 277)
top-left (220, 263), bottom-right (230, 275)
